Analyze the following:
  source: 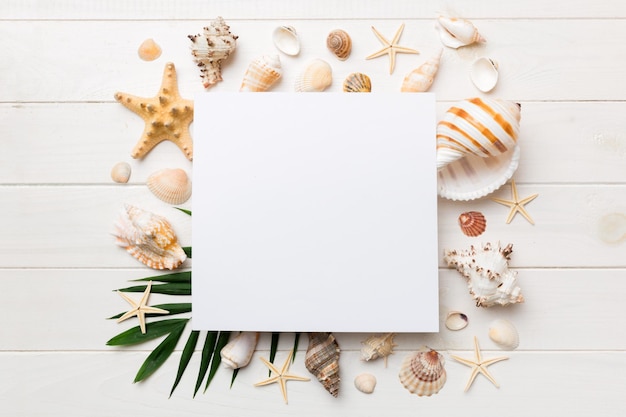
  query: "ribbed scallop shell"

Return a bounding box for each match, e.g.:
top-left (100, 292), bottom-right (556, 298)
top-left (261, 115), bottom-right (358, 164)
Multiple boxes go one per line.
top-left (488, 319), bottom-right (520, 350)
top-left (239, 55), bottom-right (283, 92)
top-left (113, 204), bottom-right (187, 270)
top-left (305, 332), bottom-right (340, 397)
top-left (294, 59), bottom-right (332, 92)
top-left (360, 333), bottom-right (397, 363)
top-left (220, 332), bottom-right (259, 369)
top-left (188, 17), bottom-right (238, 89)
top-left (343, 73), bottom-right (371, 93)
top-left (435, 16), bottom-right (485, 49)
top-left (399, 348), bottom-right (446, 396)
top-left (111, 161), bottom-right (131, 183)
top-left (401, 50), bottom-right (442, 92)
top-left (326, 29), bottom-right (352, 60)
top-left (147, 168), bottom-right (192, 205)
top-left (458, 211), bottom-right (487, 237)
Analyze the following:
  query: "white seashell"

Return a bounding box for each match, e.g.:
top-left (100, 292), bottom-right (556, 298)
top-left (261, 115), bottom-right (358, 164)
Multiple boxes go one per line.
top-left (147, 168), bottom-right (192, 205)
top-left (239, 55), bottom-right (283, 92)
top-left (445, 311), bottom-right (469, 331)
top-left (354, 373), bottom-right (376, 394)
top-left (400, 50), bottom-right (442, 92)
top-left (435, 16), bottom-right (485, 49)
top-left (360, 333), bottom-right (397, 364)
top-left (111, 161), bottom-right (131, 183)
top-left (399, 348), bottom-right (446, 396)
top-left (188, 17), bottom-right (238, 89)
top-left (488, 319), bottom-right (519, 350)
top-left (220, 332), bottom-right (260, 369)
top-left (294, 59), bottom-right (332, 92)
top-left (272, 26), bottom-right (300, 56)
top-left (470, 57), bottom-right (499, 92)
top-left (326, 29), bottom-right (352, 60)
top-left (113, 204), bottom-right (187, 270)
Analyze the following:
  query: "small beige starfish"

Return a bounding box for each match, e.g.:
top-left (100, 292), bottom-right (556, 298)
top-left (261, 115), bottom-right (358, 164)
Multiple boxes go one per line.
top-left (491, 179), bottom-right (538, 224)
top-left (254, 351), bottom-right (310, 404)
top-left (116, 281), bottom-right (169, 334)
top-left (365, 24), bottom-right (419, 74)
top-left (450, 336), bottom-right (508, 392)
top-left (115, 62), bottom-right (194, 160)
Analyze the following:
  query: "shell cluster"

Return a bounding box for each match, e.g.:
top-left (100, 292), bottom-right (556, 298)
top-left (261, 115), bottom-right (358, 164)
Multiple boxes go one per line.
top-left (305, 332), bottom-right (340, 397)
top-left (147, 168), bottom-right (192, 205)
top-left (188, 17), bottom-right (238, 89)
top-left (360, 333), bottom-right (397, 364)
top-left (220, 332), bottom-right (259, 369)
top-left (399, 348), bottom-right (447, 396)
top-left (401, 50), bottom-right (442, 93)
top-left (240, 55), bottom-right (283, 92)
top-left (326, 29), bottom-right (352, 60)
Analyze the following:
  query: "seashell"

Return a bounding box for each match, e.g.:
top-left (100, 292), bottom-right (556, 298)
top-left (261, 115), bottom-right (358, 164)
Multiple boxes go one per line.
top-left (398, 348), bottom-right (446, 396)
top-left (400, 50), bottom-right (442, 92)
top-left (113, 204), bottom-right (187, 270)
top-left (470, 57), bottom-right (499, 92)
top-left (239, 55), bottom-right (283, 92)
top-left (597, 213), bottom-right (626, 243)
top-left (137, 38), bottom-right (162, 61)
top-left (220, 332), bottom-right (259, 369)
top-left (343, 73), bottom-right (372, 93)
top-left (360, 333), bottom-right (397, 365)
top-left (445, 311), bottom-right (469, 331)
top-left (326, 29), bottom-right (352, 60)
top-left (188, 17), bottom-right (238, 89)
top-left (488, 319), bottom-right (519, 350)
top-left (354, 373), bottom-right (376, 394)
top-left (272, 25), bottom-right (300, 56)
top-left (305, 332), bottom-right (340, 397)
top-left (435, 16), bottom-right (485, 49)
top-left (146, 168), bottom-right (192, 205)
top-left (111, 161), bottom-right (131, 183)
top-left (458, 211), bottom-right (487, 237)
top-left (443, 242), bottom-right (524, 307)
top-left (294, 59), bottom-right (332, 92)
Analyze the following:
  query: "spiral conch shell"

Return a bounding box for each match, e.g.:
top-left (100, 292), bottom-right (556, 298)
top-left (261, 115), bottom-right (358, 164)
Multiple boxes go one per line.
top-left (399, 348), bottom-right (447, 396)
top-left (294, 59), bottom-right (332, 92)
top-left (360, 333), bottom-right (397, 365)
top-left (343, 73), bottom-right (371, 93)
top-left (240, 55), bottom-right (283, 92)
top-left (435, 16), bottom-right (485, 49)
top-left (220, 332), bottom-right (259, 369)
top-left (305, 332), bottom-right (340, 397)
top-left (113, 204), bottom-right (187, 270)
top-left (401, 50), bottom-right (442, 93)
top-left (188, 17), bottom-right (238, 89)
top-left (326, 29), bottom-right (352, 60)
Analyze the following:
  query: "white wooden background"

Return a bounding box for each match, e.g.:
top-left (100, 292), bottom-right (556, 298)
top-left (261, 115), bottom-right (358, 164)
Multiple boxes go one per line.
top-left (2, 1), bottom-right (626, 415)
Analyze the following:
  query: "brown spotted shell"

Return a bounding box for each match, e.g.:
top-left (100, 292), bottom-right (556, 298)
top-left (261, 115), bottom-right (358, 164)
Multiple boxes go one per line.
top-left (326, 29), bottom-right (352, 60)
top-left (458, 211), bottom-right (486, 237)
top-left (343, 73), bottom-right (372, 93)
top-left (360, 333), bottom-right (397, 362)
top-left (188, 17), bottom-right (238, 89)
top-left (305, 332), bottom-right (340, 397)
top-left (399, 348), bottom-right (446, 396)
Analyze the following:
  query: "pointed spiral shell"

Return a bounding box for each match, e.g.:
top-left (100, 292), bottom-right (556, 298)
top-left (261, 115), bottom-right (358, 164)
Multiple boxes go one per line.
top-left (305, 332), bottom-right (340, 397)
top-left (326, 29), bottom-right (352, 60)
top-left (240, 55), bottom-right (283, 92)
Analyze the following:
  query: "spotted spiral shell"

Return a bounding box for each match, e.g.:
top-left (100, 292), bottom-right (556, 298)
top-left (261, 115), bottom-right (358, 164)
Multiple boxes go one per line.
top-left (326, 29), bottom-right (352, 60)
top-left (305, 332), bottom-right (340, 397)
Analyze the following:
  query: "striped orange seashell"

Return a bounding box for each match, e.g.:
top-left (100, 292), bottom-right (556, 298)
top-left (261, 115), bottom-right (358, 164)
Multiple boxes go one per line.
top-left (458, 211), bottom-right (487, 237)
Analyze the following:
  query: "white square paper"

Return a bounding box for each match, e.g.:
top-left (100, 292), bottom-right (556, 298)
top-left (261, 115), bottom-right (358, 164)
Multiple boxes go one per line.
top-left (192, 93), bottom-right (438, 333)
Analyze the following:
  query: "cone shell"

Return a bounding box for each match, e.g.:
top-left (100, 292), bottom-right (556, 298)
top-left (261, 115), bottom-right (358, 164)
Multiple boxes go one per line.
top-left (220, 332), bottom-right (259, 369)
top-left (272, 25), bottom-right (300, 56)
top-left (343, 73), bottom-right (372, 93)
top-left (147, 168), bottom-right (192, 205)
top-left (113, 204), bottom-right (187, 270)
top-left (305, 332), bottom-right (340, 397)
top-left (435, 16), bottom-right (485, 49)
top-left (326, 29), bottom-right (352, 60)
top-left (399, 348), bottom-right (446, 396)
top-left (188, 17), bottom-right (238, 89)
top-left (354, 373), bottom-right (376, 394)
top-left (360, 333), bottom-right (397, 362)
top-left (138, 38), bottom-right (162, 61)
top-left (401, 50), bottom-right (442, 92)
top-left (111, 161), bottom-right (131, 183)
top-left (239, 55), bottom-right (283, 92)
top-left (488, 319), bottom-right (519, 350)
top-left (294, 59), bottom-right (332, 92)
top-left (458, 211), bottom-right (487, 237)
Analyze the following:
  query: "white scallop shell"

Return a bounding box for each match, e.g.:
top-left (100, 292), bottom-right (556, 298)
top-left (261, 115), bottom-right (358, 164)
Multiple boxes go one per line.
top-left (488, 319), bottom-right (519, 350)
top-left (354, 373), bottom-right (376, 394)
top-left (147, 168), bottom-right (192, 205)
top-left (435, 16), bottom-right (485, 49)
top-left (470, 57), bottom-right (499, 92)
top-left (240, 55), bottom-right (283, 92)
top-left (401, 50), bottom-right (442, 93)
top-left (445, 311), bottom-right (468, 331)
top-left (111, 161), bottom-right (131, 183)
top-left (220, 332), bottom-right (260, 369)
top-left (272, 26), bottom-right (300, 56)
top-left (294, 59), bottom-right (332, 92)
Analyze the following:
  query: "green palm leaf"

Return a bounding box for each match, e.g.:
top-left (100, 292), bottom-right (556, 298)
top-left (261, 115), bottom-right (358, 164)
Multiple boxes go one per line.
top-left (170, 330), bottom-right (200, 397)
top-left (107, 318), bottom-right (189, 346)
top-left (205, 331), bottom-right (231, 392)
top-left (134, 321), bottom-right (187, 382)
top-left (194, 331), bottom-right (218, 397)
top-left (117, 282), bottom-right (191, 295)
top-left (132, 271), bottom-right (191, 283)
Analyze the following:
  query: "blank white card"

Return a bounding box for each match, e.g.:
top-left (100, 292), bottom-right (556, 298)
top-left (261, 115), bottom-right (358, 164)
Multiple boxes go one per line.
top-left (192, 93), bottom-right (438, 332)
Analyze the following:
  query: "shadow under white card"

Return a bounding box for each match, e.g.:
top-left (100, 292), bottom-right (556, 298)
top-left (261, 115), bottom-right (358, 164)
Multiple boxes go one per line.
top-left (192, 93), bottom-right (438, 332)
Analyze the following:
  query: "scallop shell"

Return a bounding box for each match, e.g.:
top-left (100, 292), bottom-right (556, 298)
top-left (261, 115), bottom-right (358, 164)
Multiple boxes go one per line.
top-left (354, 373), bottom-right (376, 394)
top-left (435, 16), bottom-right (485, 49)
top-left (147, 168), bottom-right (192, 205)
top-left (360, 333), bottom-right (397, 364)
top-left (272, 26), bottom-right (300, 56)
top-left (445, 311), bottom-right (469, 331)
top-left (188, 17), bottom-right (238, 89)
top-left (471, 57), bottom-right (499, 92)
top-left (138, 38), bottom-right (162, 61)
top-left (327, 29), bottom-right (352, 60)
top-left (401, 50), bottom-right (442, 93)
top-left (111, 161), bottom-right (131, 183)
top-left (458, 211), bottom-right (487, 237)
top-left (239, 55), bottom-right (283, 92)
top-left (398, 348), bottom-right (446, 396)
top-left (343, 73), bottom-right (372, 93)
top-left (443, 242), bottom-right (524, 307)
top-left (113, 204), bottom-right (187, 270)
top-left (294, 59), bottom-right (332, 92)
top-left (220, 332), bottom-right (260, 369)
top-left (305, 332), bottom-right (340, 397)
top-left (488, 319), bottom-right (519, 350)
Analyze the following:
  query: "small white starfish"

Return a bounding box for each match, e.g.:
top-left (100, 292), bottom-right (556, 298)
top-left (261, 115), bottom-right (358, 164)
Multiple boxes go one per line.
top-left (450, 336), bottom-right (509, 392)
top-left (254, 351), bottom-right (310, 404)
top-left (116, 281), bottom-right (169, 334)
top-left (365, 24), bottom-right (419, 74)
top-left (491, 179), bottom-right (538, 224)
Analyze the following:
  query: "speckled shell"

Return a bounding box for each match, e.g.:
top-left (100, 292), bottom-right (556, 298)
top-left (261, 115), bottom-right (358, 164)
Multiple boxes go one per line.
top-left (305, 332), bottom-right (340, 397)
top-left (138, 38), bottom-right (162, 61)
top-left (146, 168), bottom-right (192, 205)
top-left (435, 16), bottom-right (485, 49)
top-left (399, 348), bottom-right (446, 396)
top-left (240, 55), bottom-right (283, 92)
top-left (401, 50), bottom-right (442, 92)
top-left (360, 333), bottom-right (397, 363)
top-left (111, 161), bottom-right (131, 183)
top-left (326, 29), bottom-right (352, 60)
top-left (113, 204), bottom-right (187, 270)
top-left (443, 242), bottom-right (524, 307)
top-left (220, 332), bottom-right (259, 369)
top-left (294, 59), bottom-right (332, 92)
top-left (343, 73), bottom-right (372, 93)
top-left (354, 373), bottom-right (376, 394)
top-left (488, 319), bottom-right (520, 350)
top-left (188, 17), bottom-right (238, 89)
top-left (458, 211), bottom-right (487, 237)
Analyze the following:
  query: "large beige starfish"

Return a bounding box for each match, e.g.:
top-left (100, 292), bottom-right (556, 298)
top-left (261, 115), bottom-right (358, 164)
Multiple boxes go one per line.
top-left (365, 24), bottom-right (419, 74)
top-left (116, 281), bottom-right (169, 334)
top-left (254, 351), bottom-right (310, 404)
top-left (491, 179), bottom-right (538, 224)
top-left (115, 62), bottom-right (194, 160)
top-left (450, 336), bottom-right (508, 392)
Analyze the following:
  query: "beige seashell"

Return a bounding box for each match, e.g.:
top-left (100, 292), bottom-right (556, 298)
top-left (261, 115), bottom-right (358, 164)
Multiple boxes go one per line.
top-left (488, 319), bottom-right (519, 350)
top-left (294, 59), bottom-right (332, 92)
top-left (272, 26), bottom-right (300, 56)
top-left (305, 332), bottom-right (340, 397)
top-left (138, 38), bottom-right (162, 61)
top-left (111, 161), bottom-right (132, 183)
top-left (188, 17), bottom-right (238, 89)
top-left (399, 348), bottom-right (446, 396)
top-left (445, 311), bottom-right (469, 331)
top-left (401, 50), bottom-right (442, 92)
top-left (220, 332), bottom-right (260, 369)
top-left (443, 242), bottom-right (524, 307)
top-left (458, 211), bottom-right (487, 237)
top-left (343, 73), bottom-right (372, 93)
top-left (240, 55), bottom-right (283, 92)
top-left (435, 16), bottom-right (485, 49)
top-left (113, 204), bottom-right (187, 270)
top-left (360, 333), bottom-right (397, 365)
top-left (354, 373), bottom-right (376, 394)
top-left (471, 57), bottom-right (499, 92)
top-left (326, 29), bottom-right (352, 60)
top-left (147, 168), bottom-right (192, 205)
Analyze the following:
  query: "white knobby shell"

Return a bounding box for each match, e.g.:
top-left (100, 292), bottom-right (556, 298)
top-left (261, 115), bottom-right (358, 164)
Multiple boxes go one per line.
top-left (220, 332), bottom-right (260, 369)
top-left (294, 59), bottom-right (332, 92)
top-left (470, 57), bottom-right (499, 92)
top-left (272, 25), bottom-right (300, 56)
top-left (188, 17), bottom-right (238, 89)
top-left (147, 168), bottom-right (192, 205)
top-left (435, 16), bottom-right (485, 49)
top-left (239, 55), bottom-right (283, 92)
top-left (354, 373), bottom-right (377, 394)
top-left (445, 311), bottom-right (469, 331)
top-left (488, 319), bottom-right (520, 350)
top-left (111, 161), bottom-right (132, 183)
top-left (401, 50), bottom-right (442, 92)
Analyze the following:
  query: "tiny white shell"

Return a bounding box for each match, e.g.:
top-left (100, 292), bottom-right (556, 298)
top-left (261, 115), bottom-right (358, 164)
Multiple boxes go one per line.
top-left (294, 59), bottom-right (332, 92)
top-left (470, 57), bottom-right (499, 92)
top-left (445, 311), bottom-right (469, 331)
top-left (272, 26), bottom-right (300, 56)
top-left (220, 332), bottom-right (260, 369)
top-left (111, 161), bottom-right (131, 183)
top-left (354, 373), bottom-right (377, 394)
top-left (147, 168), bottom-right (192, 205)
top-left (488, 318), bottom-right (519, 350)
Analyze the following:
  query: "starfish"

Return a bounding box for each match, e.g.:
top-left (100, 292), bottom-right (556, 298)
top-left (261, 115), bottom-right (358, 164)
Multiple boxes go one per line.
top-left (450, 336), bottom-right (508, 392)
top-left (491, 179), bottom-right (538, 224)
top-left (115, 62), bottom-right (194, 160)
top-left (116, 281), bottom-right (169, 334)
top-left (365, 24), bottom-right (419, 74)
top-left (254, 351), bottom-right (310, 404)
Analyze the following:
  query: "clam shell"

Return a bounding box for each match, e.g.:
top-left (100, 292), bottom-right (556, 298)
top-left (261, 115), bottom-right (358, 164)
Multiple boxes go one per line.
top-left (458, 211), bottom-right (487, 237)
top-left (138, 38), bottom-right (162, 61)
top-left (111, 161), bottom-right (131, 183)
top-left (471, 57), bottom-right (499, 92)
top-left (239, 55), bottom-right (283, 92)
top-left (220, 332), bottom-right (260, 369)
top-left (354, 373), bottom-right (376, 394)
top-left (272, 26), bottom-right (300, 56)
top-left (488, 319), bottom-right (519, 350)
top-left (343, 73), bottom-right (372, 93)
top-left (305, 332), bottom-right (340, 397)
top-left (445, 311), bottom-right (469, 331)
top-left (400, 50), bottom-right (442, 93)
top-left (147, 168), bottom-right (192, 205)
top-left (188, 17), bottom-right (238, 89)
top-left (326, 29), bottom-right (352, 60)
top-left (360, 333), bottom-right (397, 363)
top-left (294, 59), bottom-right (332, 92)
top-left (399, 348), bottom-right (446, 396)
top-left (435, 16), bottom-right (485, 49)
